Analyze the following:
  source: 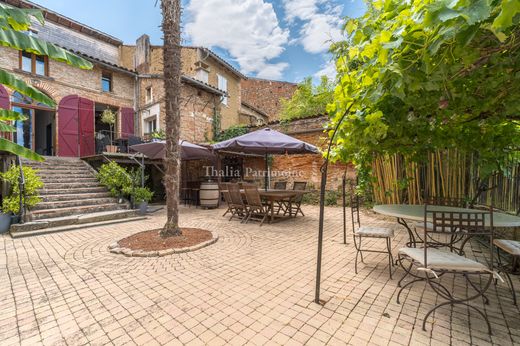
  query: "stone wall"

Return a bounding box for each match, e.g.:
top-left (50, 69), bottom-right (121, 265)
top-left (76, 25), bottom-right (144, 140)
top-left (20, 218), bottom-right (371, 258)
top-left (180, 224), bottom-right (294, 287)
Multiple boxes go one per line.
top-left (241, 78), bottom-right (297, 121)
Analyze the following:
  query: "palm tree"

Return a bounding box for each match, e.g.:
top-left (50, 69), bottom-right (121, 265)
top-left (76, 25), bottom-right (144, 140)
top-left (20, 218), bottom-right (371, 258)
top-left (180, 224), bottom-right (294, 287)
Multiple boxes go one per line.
top-left (160, 0), bottom-right (182, 237)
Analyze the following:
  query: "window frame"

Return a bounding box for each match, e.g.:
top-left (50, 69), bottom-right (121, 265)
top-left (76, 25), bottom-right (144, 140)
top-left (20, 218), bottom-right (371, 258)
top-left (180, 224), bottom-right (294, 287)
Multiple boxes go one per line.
top-left (18, 51), bottom-right (49, 76)
top-left (101, 71), bottom-right (113, 93)
top-left (217, 74), bottom-right (228, 106)
top-left (145, 86), bottom-right (153, 103)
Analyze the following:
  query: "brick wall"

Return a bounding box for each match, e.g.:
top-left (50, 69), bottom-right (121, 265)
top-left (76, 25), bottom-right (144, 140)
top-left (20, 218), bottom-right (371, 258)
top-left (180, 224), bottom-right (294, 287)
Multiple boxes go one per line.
top-left (241, 78), bottom-right (297, 121)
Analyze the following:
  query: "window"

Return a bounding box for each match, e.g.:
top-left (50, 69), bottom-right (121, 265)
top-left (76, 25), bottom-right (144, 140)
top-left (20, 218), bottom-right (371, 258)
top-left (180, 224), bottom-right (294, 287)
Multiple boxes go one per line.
top-left (145, 86), bottom-right (153, 103)
top-left (101, 72), bottom-right (112, 92)
top-left (196, 69), bottom-right (209, 84)
top-left (217, 74), bottom-right (228, 106)
top-left (19, 52), bottom-right (48, 76)
top-left (146, 117), bottom-right (157, 134)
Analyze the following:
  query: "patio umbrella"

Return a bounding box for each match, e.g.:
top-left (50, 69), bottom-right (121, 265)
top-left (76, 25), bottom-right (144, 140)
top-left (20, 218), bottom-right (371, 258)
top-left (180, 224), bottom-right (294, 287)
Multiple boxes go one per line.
top-left (212, 128), bottom-right (319, 189)
top-left (130, 140), bottom-right (215, 161)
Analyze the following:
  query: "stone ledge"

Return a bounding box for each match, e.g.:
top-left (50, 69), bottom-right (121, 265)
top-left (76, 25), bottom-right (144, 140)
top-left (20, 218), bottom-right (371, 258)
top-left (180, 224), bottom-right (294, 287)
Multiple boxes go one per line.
top-left (108, 234), bottom-right (219, 257)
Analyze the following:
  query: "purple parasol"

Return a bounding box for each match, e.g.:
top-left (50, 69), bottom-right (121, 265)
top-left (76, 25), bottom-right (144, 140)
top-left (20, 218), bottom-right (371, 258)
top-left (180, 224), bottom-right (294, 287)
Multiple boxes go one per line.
top-left (130, 140), bottom-right (214, 161)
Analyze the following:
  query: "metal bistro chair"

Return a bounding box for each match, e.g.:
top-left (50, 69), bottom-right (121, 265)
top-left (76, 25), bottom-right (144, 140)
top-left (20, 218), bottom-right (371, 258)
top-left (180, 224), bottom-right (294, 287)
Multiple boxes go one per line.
top-left (227, 183), bottom-right (247, 222)
top-left (397, 205), bottom-right (498, 334)
top-left (413, 196), bottom-right (468, 253)
top-left (284, 181), bottom-right (307, 217)
top-left (243, 185), bottom-right (269, 225)
top-left (350, 188), bottom-right (394, 278)
top-left (493, 238), bottom-right (520, 305)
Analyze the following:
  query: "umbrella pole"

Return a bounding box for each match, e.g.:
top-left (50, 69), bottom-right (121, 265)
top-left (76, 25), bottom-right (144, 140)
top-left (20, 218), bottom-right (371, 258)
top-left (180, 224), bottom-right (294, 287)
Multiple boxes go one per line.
top-left (265, 153), bottom-right (268, 191)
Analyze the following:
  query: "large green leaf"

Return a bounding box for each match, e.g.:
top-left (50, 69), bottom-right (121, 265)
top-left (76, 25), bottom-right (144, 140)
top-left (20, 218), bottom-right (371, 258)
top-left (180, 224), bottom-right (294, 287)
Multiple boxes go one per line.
top-left (0, 109), bottom-right (28, 121)
top-left (492, 0), bottom-right (520, 30)
top-left (0, 3), bottom-right (44, 31)
top-left (0, 69), bottom-right (55, 106)
top-left (0, 29), bottom-right (93, 70)
top-left (0, 122), bottom-right (15, 132)
top-left (0, 138), bottom-right (43, 161)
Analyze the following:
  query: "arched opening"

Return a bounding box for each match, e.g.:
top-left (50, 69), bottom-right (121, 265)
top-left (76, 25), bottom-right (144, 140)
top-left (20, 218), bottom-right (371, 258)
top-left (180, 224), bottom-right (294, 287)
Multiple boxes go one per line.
top-left (11, 91), bottom-right (56, 156)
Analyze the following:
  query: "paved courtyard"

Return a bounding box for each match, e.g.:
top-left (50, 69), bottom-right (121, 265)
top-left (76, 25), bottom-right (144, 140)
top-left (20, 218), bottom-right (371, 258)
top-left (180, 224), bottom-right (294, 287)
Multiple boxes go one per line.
top-left (1, 205), bottom-right (519, 345)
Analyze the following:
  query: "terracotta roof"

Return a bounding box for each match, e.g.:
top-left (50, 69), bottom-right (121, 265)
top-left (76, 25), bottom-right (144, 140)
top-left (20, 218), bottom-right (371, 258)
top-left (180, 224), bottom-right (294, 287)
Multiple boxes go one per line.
top-left (183, 46), bottom-right (246, 80)
top-left (181, 76), bottom-right (227, 96)
top-left (4, 0), bottom-right (123, 46)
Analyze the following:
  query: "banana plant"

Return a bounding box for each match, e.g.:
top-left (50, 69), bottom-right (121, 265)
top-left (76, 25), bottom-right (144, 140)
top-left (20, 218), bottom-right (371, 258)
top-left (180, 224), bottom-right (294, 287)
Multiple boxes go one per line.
top-left (0, 3), bottom-right (93, 161)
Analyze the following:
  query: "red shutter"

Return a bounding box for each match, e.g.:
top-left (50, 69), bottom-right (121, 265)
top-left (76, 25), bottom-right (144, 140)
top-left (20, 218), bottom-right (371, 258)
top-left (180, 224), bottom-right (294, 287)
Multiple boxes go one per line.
top-left (0, 85), bottom-right (9, 109)
top-left (79, 97), bottom-right (94, 157)
top-left (120, 107), bottom-right (134, 139)
top-left (0, 85), bottom-right (11, 140)
top-left (57, 95), bottom-right (79, 157)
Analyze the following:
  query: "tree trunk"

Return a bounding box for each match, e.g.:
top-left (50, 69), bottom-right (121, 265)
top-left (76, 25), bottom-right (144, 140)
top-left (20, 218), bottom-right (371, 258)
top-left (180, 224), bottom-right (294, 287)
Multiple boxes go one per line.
top-left (160, 0), bottom-right (182, 237)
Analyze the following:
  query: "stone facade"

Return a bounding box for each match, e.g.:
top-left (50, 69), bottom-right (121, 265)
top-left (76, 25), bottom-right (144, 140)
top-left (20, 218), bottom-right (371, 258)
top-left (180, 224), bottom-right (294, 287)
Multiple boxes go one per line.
top-left (241, 78), bottom-right (297, 121)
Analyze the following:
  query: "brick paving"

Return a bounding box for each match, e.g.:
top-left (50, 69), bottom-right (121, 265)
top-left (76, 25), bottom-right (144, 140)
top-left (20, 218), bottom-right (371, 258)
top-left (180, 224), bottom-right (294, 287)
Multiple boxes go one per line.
top-left (1, 205), bottom-right (519, 345)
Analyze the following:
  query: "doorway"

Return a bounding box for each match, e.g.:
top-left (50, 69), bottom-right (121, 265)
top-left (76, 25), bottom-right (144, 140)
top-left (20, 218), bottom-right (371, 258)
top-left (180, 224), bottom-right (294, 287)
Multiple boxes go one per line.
top-left (95, 103), bottom-right (118, 154)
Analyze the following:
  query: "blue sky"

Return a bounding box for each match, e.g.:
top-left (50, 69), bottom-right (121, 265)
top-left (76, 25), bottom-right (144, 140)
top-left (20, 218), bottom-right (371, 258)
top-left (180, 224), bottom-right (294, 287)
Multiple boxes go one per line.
top-left (34, 0), bottom-right (366, 82)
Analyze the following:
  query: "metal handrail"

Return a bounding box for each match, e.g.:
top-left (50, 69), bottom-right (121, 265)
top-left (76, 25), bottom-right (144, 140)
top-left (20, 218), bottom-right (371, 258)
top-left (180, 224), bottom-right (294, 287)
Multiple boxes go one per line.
top-left (16, 156), bottom-right (26, 224)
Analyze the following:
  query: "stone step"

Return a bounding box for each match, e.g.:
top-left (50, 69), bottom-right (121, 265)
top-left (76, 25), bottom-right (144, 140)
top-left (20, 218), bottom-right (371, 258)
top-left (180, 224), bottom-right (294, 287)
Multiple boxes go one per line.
top-left (39, 187), bottom-right (108, 195)
top-left (30, 166), bottom-right (91, 173)
top-left (33, 198), bottom-right (118, 210)
top-left (10, 210), bottom-right (143, 236)
top-left (31, 203), bottom-right (124, 220)
top-left (40, 177), bottom-right (99, 184)
top-left (40, 181), bottom-right (101, 189)
top-left (40, 192), bottom-right (112, 202)
top-left (34, 171), bottom-right (94, 177)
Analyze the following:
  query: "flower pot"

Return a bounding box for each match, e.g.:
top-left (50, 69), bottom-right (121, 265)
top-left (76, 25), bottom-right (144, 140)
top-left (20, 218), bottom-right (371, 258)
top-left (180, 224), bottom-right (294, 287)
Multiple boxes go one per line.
top-left (0, 213), bottom-right (12, 234)
top-left (105, 145), bottom-right (118, 153)
top-left (138, 201), bottom-right (148, 215)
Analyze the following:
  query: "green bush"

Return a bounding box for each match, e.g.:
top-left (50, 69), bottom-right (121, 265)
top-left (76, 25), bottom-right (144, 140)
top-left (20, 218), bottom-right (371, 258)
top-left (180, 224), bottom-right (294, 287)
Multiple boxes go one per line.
top-left (0, 165), bottom-right (43, 214)
top-left (96, 161), bottom-right (132, 197)
top-left (132, 187), bottom-right (154, 203)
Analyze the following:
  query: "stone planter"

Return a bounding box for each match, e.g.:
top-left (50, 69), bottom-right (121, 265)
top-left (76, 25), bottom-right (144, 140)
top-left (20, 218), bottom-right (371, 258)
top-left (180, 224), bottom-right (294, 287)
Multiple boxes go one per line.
top-left (138, 201), bottom-right (148, 215)
top-left (0, 213), bottom-right (12, 234)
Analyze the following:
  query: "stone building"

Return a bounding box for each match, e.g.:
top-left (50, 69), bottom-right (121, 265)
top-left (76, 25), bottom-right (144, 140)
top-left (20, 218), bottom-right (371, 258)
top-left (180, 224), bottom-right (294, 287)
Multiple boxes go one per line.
top-left (0, 0), bottom-right (137, 157)
top-left (241, 78), bottom-right (298, 121)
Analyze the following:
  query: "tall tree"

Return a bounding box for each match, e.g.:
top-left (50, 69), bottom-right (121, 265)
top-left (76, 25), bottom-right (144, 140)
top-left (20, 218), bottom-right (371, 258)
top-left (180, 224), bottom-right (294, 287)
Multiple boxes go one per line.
top-left (160, 0), bottom-right (182, 237)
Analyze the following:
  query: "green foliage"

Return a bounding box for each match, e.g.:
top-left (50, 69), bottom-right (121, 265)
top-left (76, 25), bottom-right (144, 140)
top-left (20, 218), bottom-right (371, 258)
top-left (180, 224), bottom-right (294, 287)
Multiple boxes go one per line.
top-left (97, 161), bottom-right (131, 197)
top-left (280, 76), bottom-right (334, 121)
top-left (329, 0), bottom-right (520, 191)
top-left (0, 5), bottom-right (92, 161)
top-left (0, 165), bottom-right (43, 214)
top-left (215, 125), bottom-right (249, 142)
top-left (100, 109), bottom-right (116, 126)
top-left (150, 130), bottom-right (166, 140)
top-left (132, 187), bottom-right (154, 203)
top-left (301, 189), bottom-right (341, 206)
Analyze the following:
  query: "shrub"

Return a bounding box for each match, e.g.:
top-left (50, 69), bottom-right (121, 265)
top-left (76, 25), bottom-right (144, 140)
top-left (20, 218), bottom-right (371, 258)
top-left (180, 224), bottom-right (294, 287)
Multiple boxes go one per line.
top-left (132, 187), bottom-right (154, 203)
top-left (0, 165), bottom-right (43, 214)
top-left (96, 161), bottom-right (131, 197)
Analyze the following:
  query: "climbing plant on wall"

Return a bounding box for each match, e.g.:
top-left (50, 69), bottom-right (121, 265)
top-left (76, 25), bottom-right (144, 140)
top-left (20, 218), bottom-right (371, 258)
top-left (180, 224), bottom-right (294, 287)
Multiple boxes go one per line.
top-left (328, 0), bottom-right (520, 191)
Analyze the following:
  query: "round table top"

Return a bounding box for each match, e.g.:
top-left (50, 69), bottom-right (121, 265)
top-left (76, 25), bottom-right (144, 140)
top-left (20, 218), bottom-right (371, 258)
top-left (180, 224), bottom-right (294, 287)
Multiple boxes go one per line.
top-left (373, 204), bottom-right (520, 228)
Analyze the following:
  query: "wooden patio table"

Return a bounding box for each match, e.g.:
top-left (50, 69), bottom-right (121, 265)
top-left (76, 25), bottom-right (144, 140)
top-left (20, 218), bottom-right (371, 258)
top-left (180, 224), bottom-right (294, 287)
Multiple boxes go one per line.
top-left (373, 204), bottom-right (520, 247)
top-left (257, 189), bottom-right (307, 223)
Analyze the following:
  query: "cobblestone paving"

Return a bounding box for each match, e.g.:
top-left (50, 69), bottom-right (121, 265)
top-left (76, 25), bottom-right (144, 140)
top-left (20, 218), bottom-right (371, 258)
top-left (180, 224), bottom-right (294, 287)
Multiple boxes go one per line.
top-left (1, 205), bottom-right (519, 345)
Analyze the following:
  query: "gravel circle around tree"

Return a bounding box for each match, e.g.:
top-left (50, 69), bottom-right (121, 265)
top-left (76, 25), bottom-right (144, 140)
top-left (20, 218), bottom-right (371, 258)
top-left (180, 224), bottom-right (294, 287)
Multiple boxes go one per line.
top-left (108, 228), bottom-right (218, 257)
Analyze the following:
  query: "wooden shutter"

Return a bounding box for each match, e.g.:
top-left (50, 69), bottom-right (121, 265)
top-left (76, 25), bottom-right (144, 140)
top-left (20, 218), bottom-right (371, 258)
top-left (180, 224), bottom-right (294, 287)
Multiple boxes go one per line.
top-left (120, 107), bottom-right (134, 139)
top-left (0, 85), bottom-right (11, 140)
top-left (78, 97), bottom-right (95, 157)
top-left (57, 95), bottom-right (80, 157)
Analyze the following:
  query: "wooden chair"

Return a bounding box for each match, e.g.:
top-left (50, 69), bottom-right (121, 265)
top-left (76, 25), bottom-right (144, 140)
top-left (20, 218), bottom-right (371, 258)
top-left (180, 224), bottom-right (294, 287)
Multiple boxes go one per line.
top-left (273, 181), bottom-right (287, 190)
top-left (284, 181), bottom-right (307, 217)
top-left (227, 183), bottom-right (247, 222)
top-left (350, 188), bottom-right (394, 278)
top-left (397, 205), bottom-right (497, 334)
top-left (243, 185), bottom-right (269, 225)
top-left (219, 182), bottom-right (232, 217)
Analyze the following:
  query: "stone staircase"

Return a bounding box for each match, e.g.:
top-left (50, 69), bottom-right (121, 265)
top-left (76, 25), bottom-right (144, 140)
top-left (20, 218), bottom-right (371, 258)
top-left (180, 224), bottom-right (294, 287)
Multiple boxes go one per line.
top-left (10, 157), bottom-right (145, 237)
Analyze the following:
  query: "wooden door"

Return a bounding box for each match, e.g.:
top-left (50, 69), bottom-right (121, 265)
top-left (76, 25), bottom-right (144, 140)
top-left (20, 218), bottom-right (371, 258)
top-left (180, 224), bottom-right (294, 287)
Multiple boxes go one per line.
top-left (120, 107), bottom-right (134, 139)
top-left (57, 95), bottom-right (79, 157)
top-left (79, 97), bottom-right (94, 157)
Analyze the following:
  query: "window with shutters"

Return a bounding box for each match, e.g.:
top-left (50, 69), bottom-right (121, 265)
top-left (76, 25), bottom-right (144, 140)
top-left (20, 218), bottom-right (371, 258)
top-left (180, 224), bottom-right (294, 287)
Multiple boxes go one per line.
top-left (217, 74), bottom-right (228, 106)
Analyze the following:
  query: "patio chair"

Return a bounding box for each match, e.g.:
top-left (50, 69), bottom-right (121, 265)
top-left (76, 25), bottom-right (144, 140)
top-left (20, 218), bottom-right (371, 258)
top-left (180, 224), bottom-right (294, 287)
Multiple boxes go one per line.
top-left (273, 181), bottom-right (287, 190)
top-left (493, 238), bottom-right (519, 305)
top-left (243, 185), bottom-right (269, 225)
top-left (397, 205), bottom-right (497, 334)
top-left (284, 181), bottom-right (307, 217)
top-left (350, 188), bottom-right (394, 279)
top-left (413, 196), bottom-right (468, 251)
top-left (219, 182), bottom-right (232, 217)
top-left (227, 183), bottom-right (247, 222)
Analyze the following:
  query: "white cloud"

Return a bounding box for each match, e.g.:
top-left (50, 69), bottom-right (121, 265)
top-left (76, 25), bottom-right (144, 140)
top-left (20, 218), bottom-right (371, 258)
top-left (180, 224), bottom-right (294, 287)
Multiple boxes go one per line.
top-left (185, 0), bottom-right (290, 78)
top-left (314, 58), bottom-right (336, 80)
top-left (283, 0), bottom-right (344, 54)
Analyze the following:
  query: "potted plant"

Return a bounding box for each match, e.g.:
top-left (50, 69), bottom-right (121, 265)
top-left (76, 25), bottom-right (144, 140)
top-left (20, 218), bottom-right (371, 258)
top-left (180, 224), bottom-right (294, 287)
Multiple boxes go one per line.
top-left (132, 187), bottom-right (154, 215)
top-left (0, 165), bottom-right (43, 232)
top-left (101, 108), bottom-right (117, 152)
top-left (96, 161), bottom-right (131, 202)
